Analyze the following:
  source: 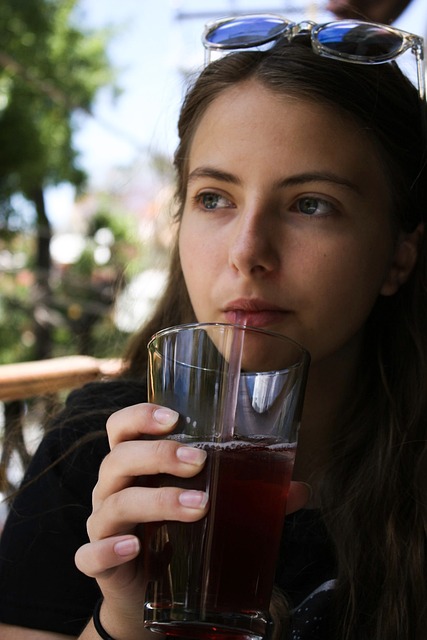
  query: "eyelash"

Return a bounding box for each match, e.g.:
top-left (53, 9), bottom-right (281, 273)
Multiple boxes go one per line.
top-left (193, 192), bottom-right (233, 211)
top-left (192, 191), bottom-right (338, 217)
top-left (291, 196), bottom-right (338, 217)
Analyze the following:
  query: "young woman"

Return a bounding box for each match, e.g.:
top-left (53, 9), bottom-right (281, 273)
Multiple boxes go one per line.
top-left (0, 16), bottom-right (426, 640)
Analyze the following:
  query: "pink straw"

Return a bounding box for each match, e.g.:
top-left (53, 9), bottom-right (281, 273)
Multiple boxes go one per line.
top-left (221, 312), bottom-right (247, 440)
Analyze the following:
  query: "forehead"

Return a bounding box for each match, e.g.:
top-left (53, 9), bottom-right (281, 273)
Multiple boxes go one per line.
top-left (188, 80), bottom-right (389, 190)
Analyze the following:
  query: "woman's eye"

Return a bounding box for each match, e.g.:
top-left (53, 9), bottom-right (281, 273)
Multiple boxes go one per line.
top-left (295, 196), bottom-right (335, 216)
top-left (196, 192), bottom-right (233, 211)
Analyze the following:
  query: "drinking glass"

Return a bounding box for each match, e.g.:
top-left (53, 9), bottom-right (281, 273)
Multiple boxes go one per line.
top-left (143, 322), bottom-right (310, 640)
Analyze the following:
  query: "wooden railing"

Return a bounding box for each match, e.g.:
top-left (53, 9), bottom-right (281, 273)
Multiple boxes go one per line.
top-left (0, 355), bottom-right (123, 401)
top-left (0, 356), bottom-right (124, 500)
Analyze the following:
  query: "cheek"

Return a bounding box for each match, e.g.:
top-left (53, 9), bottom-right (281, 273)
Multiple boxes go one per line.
top-left (303, 241), bottom-right (392, 334)
top-left (310, 227), bottom-right (393, 292)
top-left (178, 225), bottom-right (197, 293)
top-left (178, 222), bottom-right (219, 312)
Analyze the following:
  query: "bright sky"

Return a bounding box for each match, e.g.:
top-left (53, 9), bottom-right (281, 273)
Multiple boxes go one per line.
top-left (71, 0), bottom-right (330, 178)
top-left (46, 0), bottom-right (427, 229)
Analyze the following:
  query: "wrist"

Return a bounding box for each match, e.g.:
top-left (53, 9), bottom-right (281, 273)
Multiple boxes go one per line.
top-left (93, 597), bottom-right (149, 640)
top-left (93, 598), bottom-right (116, 640)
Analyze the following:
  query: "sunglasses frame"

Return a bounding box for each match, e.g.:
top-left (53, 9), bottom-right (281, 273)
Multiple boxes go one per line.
top-left (203, 14), bottom-right (425, 100)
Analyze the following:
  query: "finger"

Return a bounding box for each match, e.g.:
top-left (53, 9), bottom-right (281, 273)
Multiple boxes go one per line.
top-left (286, 481), bottom-right (312, 514)
top-left (106, 403), bottom-right (179, 448)
top-left (88, 486), bottom-right (209, 540)
top-left (75, 535), bottom-right (141, 579)
top-left (94, 440), bottom-right (207, 502)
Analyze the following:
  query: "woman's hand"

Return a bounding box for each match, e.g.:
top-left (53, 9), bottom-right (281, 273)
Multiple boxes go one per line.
top-left (74, 402), bottom-right (311, 640)
top-left (75, 403), bottom-right (209, 640)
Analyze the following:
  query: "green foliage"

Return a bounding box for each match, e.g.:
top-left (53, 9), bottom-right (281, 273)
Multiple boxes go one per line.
top-left (0, 233), bottom-right (36, 364)
top-left (0, 0), bottom-right (125, 364)
top-left (0, 204), bottom-right (141, 364)
top-left (0, 0), bottom-right (116, 225)
top-left (48, 205), bottom-right (139, 357)
top-left (88, 208), bottom-right (137, 244)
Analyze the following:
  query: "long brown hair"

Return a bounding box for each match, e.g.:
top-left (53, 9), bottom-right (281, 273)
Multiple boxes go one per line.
top-left (123, 40), bottom-right (427, 638)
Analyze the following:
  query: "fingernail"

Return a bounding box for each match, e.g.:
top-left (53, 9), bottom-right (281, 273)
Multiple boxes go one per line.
top-left (176, 446), bottom-right (207, 466)
top-left (153, 408), bottom-right (179, 428)
top-left (114, 537), bottom-right (140, 557)
top-left (178, 490), bottom-right (208, 509)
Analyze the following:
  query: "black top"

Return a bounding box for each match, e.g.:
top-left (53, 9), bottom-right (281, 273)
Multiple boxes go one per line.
top-left (0, 379), bottom-right (336, 638)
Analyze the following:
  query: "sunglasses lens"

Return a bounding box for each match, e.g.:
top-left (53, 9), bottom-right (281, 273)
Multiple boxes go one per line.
top-left (205, 15), bottom-right (288, 48)
top-left (317, 22), bottom-right (403, 58)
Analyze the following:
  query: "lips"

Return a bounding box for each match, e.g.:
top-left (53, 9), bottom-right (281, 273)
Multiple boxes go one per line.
top-left (223, 299), bottom-right (289, 328)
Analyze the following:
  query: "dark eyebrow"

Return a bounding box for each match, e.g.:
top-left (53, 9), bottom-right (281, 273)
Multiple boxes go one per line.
top-left (277, 172), bottom-right (362, 194)
top-left (187, 167), bottom-right (241, 186)
top-left (187, 166), bottom-right (361, 194)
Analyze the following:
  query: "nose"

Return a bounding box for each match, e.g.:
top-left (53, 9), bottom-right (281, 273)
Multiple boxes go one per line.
top-left (228, 204), bottom-right (280, 277)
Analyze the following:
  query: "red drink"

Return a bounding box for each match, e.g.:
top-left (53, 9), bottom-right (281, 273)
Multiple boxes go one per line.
top-left (144, 437), bottom-right (295, 639)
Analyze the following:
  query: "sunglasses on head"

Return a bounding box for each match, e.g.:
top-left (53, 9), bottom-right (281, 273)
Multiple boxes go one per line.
top-left (203, 14), bottom-right (425, 100)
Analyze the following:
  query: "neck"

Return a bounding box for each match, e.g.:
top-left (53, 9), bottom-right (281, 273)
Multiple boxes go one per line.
top-left (292, 337), bottom-right (362, 489)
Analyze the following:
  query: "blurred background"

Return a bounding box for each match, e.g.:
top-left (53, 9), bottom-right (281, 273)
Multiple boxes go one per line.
top-left (1, 0), bottom-right (426, 365)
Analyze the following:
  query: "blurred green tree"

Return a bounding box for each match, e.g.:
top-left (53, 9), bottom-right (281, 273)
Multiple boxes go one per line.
top-left (53, 207), bottom-right (140, 357)
top-left (0, 0), bottom-right (116, 361)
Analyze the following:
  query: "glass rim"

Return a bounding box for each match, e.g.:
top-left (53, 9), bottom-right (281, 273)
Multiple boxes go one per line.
top-left (148, 322), bottom-right (310, 362)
